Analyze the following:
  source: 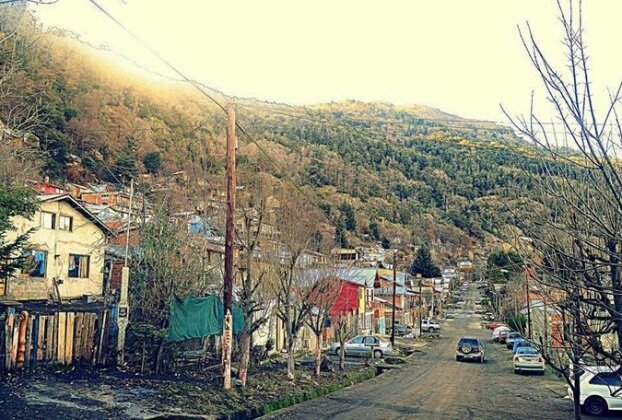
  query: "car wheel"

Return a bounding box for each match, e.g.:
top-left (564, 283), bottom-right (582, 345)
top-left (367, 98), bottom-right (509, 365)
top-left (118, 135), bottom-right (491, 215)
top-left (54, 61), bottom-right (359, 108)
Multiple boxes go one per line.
top-left (514, 368), bottom-right (519, 374)
top-left (584, 396), bottom-right (607, 416)
top-left (334, 347), bottom-right (340, 356)
top-left (428, 327), bottom-right (435, 334)
top-left (456, 355), bottom-right (462, 362)
top-left (373, 350), bottom-right (382, 359)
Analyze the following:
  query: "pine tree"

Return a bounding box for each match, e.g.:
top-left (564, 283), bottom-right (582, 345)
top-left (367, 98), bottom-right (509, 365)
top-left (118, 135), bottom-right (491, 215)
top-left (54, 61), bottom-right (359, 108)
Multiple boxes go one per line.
top-left (335, 219), bottom-right (349, 248)
top-left (410, 247), bottom-right (441, 278)
top-left (0, 186), bottom-right (37, 280)
top-left (339, 202), bottom-right (356, 231)
top-left (143, 151), bottom-right (162, 174)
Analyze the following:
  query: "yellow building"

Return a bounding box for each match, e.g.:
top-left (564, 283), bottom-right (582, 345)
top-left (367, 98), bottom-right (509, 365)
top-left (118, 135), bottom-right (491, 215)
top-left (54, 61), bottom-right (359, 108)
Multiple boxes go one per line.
top-left (2, 194), bottom-right (110, 301)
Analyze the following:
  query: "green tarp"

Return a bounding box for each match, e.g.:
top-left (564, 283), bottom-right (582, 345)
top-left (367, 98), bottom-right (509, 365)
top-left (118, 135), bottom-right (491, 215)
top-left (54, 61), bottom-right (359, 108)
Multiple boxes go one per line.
top-left (166, 294), bottom-right (244, 342)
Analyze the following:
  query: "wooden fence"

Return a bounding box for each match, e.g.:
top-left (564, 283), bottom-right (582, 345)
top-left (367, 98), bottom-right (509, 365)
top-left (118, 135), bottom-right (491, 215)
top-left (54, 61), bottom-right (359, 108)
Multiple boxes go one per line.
top-left (2, 306), bottom-right (112, 371)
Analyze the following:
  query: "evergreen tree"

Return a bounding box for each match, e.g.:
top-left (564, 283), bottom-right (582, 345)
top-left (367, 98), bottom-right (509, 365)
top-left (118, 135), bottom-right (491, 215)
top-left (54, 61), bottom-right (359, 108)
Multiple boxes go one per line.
top-left (369, 221), bottom-right (380, 241)
top-left (335, 219), bottom-right (349, 248)
top-left (339, 202), bottom-right (356, 231)
top-left (410, 246), bottom-right (441, 278)
top-left (0, 186), bottom-right (37, 280)
top-left (143, 151), bottom-right (162, 174)
top-left (115, 139), bottom-right (138, 182)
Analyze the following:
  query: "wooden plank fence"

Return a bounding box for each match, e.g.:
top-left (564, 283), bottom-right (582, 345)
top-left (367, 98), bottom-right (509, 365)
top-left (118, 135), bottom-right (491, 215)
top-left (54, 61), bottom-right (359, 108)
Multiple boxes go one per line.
top-left (1, 308), bottom-right (112, 371)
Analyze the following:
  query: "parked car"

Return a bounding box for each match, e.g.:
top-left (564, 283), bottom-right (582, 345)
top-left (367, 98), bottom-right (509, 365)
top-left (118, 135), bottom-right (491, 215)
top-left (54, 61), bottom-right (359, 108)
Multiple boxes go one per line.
top-left (486, 321), bottom-right (504, 330)
top-left (567, 366), bottom-right (622, 416)
top-left (421, 319), bottom-right (441, 333)
top-left (329, 335), bottom-right (393, 358)
top-left (513, 346), bottom-right (545, 375)
top-left (505, 332), bottom-right (522, 349)
top-left (492, 325), bottom-right (511, 341)
top-left (445, 312), bottom-right (456, 319)
top-left (483, 312), bottom-right (495, 321)
top-left (498, 330), bottom-right (509, 344)
top-left (512, 339), bottom-right (534, 354)
top-left (456, 337), bottom-right (485, 363)
top-left (388, 325), bottom-right (411, 337)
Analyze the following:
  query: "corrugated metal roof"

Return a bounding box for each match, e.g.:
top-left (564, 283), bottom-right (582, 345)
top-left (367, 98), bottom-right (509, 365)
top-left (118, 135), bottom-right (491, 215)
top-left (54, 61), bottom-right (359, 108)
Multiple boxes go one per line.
top-left (303, 267), bottom-right (377, 288)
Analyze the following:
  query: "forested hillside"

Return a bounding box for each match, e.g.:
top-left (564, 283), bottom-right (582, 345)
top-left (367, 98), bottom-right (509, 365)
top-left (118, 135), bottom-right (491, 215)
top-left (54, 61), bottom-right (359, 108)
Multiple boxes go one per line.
top-left (0, 6), bottom-right (544, 261)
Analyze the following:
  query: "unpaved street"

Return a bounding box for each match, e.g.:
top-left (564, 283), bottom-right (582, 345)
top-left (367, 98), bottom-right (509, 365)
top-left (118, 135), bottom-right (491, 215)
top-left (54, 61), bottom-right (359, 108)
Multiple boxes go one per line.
top-left (265, 285), bottom-right (575, 420)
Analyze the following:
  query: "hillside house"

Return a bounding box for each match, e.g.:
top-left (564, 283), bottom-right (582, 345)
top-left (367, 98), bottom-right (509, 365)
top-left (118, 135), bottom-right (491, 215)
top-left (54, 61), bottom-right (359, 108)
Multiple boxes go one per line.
top-left (2, 194), bottom-right (110, 301)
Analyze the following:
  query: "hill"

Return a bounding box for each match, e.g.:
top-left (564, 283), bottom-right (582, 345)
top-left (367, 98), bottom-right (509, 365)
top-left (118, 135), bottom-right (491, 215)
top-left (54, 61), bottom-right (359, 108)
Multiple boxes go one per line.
top-left (0, 6), bottom-right (542, 262)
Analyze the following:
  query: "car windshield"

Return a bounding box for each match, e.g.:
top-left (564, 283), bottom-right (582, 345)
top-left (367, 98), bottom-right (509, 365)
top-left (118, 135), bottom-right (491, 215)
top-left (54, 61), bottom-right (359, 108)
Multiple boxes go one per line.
top-left (517, 347), bottom-right (539, 355)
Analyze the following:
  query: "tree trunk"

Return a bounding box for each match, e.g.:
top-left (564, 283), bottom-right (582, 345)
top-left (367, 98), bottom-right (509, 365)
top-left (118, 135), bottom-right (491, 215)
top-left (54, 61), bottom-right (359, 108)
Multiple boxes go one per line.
top-left (314, 332), bottom-right (322, 376)
top-left (286, 333), bottom-right (296, 380)
top-left (155, 338), bottom-right (165, 374)
top-left (339, 337), bottom-right (346, 371)
top-left (607, 239), bottom-right (622, 352)
top-left (573, 360), bottom-right (582, 420)
top-left (238, 331), bottom-right (250, 386)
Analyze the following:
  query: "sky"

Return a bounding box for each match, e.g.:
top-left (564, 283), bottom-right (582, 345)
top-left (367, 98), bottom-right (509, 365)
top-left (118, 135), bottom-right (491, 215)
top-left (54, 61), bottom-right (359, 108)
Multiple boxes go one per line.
top-left (31, 0), bottom-right (622, 122)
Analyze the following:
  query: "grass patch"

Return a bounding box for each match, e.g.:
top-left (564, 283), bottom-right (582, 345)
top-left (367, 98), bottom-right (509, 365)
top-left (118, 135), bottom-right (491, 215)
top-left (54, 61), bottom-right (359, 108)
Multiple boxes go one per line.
top-left (247, 368), bottom-right (376, 418)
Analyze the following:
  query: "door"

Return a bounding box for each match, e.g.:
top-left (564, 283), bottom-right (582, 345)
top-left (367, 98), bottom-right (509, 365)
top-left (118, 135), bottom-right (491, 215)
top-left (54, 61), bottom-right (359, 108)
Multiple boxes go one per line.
top-left (363, 336), bottom-right (379, 355)
top-left (347, 336), bottom-right (365, 356)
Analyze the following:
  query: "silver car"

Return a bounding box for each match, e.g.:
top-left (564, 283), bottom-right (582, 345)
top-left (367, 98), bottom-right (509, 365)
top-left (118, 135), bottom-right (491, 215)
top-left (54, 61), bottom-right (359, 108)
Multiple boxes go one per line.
top-left (330, 335), bottom-right (393, 358)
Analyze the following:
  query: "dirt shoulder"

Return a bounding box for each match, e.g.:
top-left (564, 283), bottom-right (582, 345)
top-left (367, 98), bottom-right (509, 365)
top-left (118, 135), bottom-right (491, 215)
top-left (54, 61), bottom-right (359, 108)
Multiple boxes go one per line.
top-left (0, 350), bottom-right (399, 419)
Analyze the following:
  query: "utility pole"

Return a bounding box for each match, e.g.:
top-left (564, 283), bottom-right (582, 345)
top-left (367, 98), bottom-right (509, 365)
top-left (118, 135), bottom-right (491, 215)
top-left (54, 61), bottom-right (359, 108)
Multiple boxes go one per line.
top-left (222, 104), bottom-right (237, 390)
top-left (419, 279), bottom-right (423, 338)
top-left (525, 271), bottom-right (532, 340)
top-left (390, 249), bottom-right (397, 346)
top-left (118, 177), bottom-right (134, 365)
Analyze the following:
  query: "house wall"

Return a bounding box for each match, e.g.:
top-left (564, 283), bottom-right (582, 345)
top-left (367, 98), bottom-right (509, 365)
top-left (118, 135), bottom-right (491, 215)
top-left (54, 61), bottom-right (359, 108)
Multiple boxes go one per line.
top-left (6, 200), bottom-right (106, 300)
top-left (330, 282), bottom-right (360, 317)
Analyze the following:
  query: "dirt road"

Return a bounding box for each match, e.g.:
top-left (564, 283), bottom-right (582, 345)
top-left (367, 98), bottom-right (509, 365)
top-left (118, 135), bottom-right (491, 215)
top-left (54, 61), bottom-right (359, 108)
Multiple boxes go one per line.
top-left (265, 284), bottom-right (575, 420)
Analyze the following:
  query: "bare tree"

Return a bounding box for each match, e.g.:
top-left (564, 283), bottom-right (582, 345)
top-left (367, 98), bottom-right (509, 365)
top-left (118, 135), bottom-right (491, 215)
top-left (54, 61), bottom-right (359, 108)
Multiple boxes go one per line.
top-left (235, 171), bottom-right (278, 386)
top-left (305, 274), bottom-right (343, 376)
top-left (274, 190), bottom-right (326, 380)
top-left (503, 1), bottom-right (622, 417)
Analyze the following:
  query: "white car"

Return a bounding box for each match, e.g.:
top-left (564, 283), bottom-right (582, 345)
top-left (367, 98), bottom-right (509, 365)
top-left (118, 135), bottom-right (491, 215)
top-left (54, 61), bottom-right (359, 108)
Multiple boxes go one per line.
top-left (568, 366), bottom-right (622, 416)
top-left (513, 346), bottom-right (545, 374)
top-left (421, 319), bottom-right (441, 333)
top-left (491, 325), bottom-right (511, 341)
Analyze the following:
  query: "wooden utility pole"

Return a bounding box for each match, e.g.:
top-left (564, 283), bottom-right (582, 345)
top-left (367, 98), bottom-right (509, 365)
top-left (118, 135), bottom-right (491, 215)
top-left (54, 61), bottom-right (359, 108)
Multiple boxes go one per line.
top-left (118, 177), bottom-right (133, 365)
top-left (223, 104), bottom-right (237, 390)
top-left (525, 272), bottom-right (532, 339)
top-left (390, 250), bottom-right (397, 346)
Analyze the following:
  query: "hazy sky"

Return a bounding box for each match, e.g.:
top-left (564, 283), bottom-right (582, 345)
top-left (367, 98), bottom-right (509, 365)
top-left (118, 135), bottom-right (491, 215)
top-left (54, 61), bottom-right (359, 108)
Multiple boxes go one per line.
top-left (32, 0), bottom-right (622, 122)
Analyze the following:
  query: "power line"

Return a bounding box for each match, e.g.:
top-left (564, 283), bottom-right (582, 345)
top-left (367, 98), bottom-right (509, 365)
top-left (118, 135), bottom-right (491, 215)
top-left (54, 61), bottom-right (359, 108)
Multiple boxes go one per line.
top-left (84, 0), bottom-right (331, 215)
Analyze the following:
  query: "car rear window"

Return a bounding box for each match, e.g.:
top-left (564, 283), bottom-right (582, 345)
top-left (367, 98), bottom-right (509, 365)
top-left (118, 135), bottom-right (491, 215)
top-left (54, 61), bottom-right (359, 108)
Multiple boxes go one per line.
top-left (459, 338), bottom-right (478, 346)
top-left (517, 347), bottom-right (539, 355)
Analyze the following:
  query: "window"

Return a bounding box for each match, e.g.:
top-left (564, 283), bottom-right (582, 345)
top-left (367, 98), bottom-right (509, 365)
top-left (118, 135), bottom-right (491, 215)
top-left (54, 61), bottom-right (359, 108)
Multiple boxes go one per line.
top-left (28, 250), bottom-right (47, 277)
top-left (68, 254), bottom-right (90, 278)
top-left (350, 336), bottom-right (364, 344)
top-left (59, 215), bottom-right (73, 231)
top-left (590, 372), bottom-right (622, 387)
top-left (364, 336), bottom-right (379, 346)
top-left (41, 212), bottom-right (56, 229)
